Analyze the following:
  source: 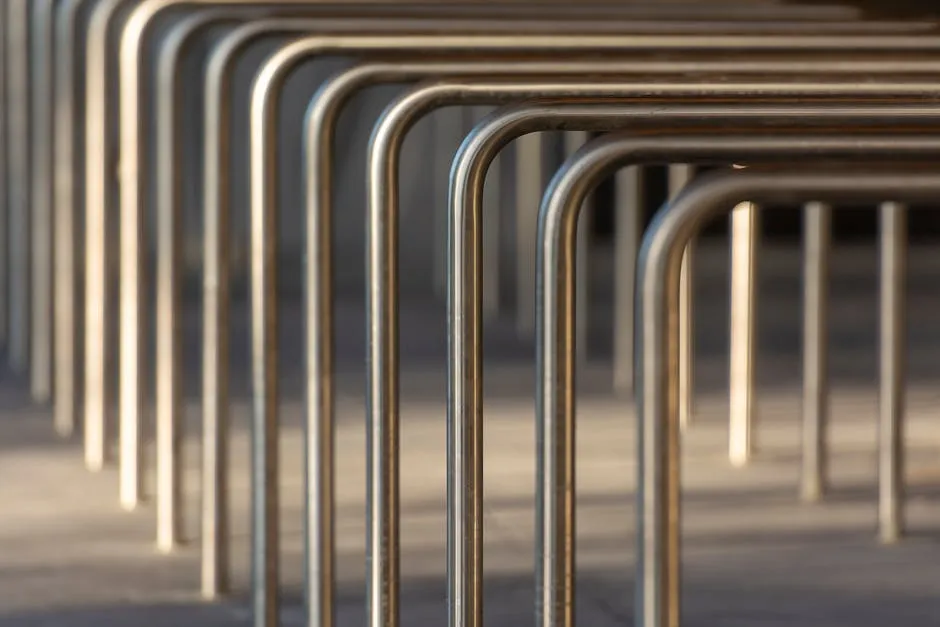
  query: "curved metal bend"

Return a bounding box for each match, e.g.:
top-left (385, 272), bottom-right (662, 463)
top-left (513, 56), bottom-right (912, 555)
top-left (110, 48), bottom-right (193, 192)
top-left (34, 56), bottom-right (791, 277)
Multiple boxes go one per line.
top-left (633, 166), bottom-right (936, 627)
top-left (537, 126), bottom-right (940, 627)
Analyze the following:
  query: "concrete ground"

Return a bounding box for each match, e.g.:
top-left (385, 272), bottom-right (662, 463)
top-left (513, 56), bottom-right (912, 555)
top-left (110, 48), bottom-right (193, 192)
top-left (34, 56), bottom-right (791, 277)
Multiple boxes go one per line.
top-left (1, 242), bottom-right (939, 625)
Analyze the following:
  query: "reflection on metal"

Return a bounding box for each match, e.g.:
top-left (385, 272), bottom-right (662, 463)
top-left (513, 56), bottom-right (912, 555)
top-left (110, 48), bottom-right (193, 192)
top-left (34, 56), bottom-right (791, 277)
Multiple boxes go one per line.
top-left (7, 0), bottom-right (30, 375)
top-left (83, 0), bottom-right (125, 473)
top-left (563, 130), bottom-right (591, 366)
top-left (52, 0), bottom-right (95, 439)
top-left (632, 166), bottom-right (936, 627)
top-left (669, 164), bottom-right (695, 430)
top-left (879, 200), bottom-right (907, 544)
top-left (728, 200), bottom-right (759, 466)
top-left (801, 200), bottom-right (831, 502)
top-left (612, 165), bottom-right (642, 392)
top-left (30, 0), bottom-right (57, 404)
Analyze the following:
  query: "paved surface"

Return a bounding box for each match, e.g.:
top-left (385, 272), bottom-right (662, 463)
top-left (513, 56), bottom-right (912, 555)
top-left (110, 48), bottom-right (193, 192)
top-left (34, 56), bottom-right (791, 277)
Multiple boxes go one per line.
top-left (1, 243), bottom-right (940, 625)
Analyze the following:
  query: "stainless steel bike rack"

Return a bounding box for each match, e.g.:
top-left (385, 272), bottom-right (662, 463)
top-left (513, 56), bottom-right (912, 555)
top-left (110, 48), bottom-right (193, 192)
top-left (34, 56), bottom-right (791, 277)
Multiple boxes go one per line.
top-left (630, 164), bottom-right (935, 627)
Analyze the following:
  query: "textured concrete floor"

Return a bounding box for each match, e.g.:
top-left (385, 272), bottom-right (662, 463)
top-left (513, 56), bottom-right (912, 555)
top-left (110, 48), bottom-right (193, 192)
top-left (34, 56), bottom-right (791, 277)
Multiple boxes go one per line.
top-left (1, 243), bottom-right (939, 625)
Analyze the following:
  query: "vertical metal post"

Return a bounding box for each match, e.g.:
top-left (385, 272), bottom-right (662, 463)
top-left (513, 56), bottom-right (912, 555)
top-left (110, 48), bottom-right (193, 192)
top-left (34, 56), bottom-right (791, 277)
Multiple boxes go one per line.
top-left (7, 0), bottom-right (31, 374)
top-left (800, 201), bottom-right (830, 502)
top-left (515, 132), bottom-right (542, 338)
top-left (612, 166), bottom-right (642, 393)
top-left (201, 33), bottom-right (232, 602)
top-left (0, 0), bottom-right (8, 354)
top-left (30, 0), bottom-right (56, 403)
top-left (669, 165), bottom-right (695, 429)
top-left (251, 57), bottom-right (282, 627)
top-left (728, 200), bottom-right (759, 467)
top-left (564, 131), bottom-right (590, 365)
top-left (52, 0), bottom-right (86, 438)
top-left (84, 0), bottom-right (124, 472)
top-left (879, 200), bottom-right (906, 544)
top-left (152, 12), bottom-right (213, 552)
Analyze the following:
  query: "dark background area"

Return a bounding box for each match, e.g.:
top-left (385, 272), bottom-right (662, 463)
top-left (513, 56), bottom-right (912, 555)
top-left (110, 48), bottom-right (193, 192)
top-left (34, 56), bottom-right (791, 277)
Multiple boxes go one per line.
top-left (591, 165), bottom-right (937, 244)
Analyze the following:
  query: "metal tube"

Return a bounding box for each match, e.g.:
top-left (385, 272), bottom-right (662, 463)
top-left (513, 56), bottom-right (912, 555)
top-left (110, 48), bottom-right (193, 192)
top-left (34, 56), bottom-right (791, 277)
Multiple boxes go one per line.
top-left (515, 131), bottom-right (543, 339)
top-left (473, 106), bottom-right (501, 318)
top-left (632, 166), bottom-right (940, 627)
top-left (612, 165), bottom-right (642, 392)
top-left (152, 7), bottom-right (249, 550)
top-left (879, 200), bottom-right (906, 543)
top-left (8, 0), bottom-right (30, 375)
top-left (801, 200), bottom-right (831, 502)
top-left (669, 165), bottom-right (695, 429)
top-left (52, 0), bottom-right (95, 438)
top-left (728, 200), bottom-right (759, 466)
top-left (0, 0), bottom-right (8, 354)
top-left (453, 105), bottom-right (940, 627)
top-left (30, 0), bottom-right (57, 403)
top-left (563, 131), bottom-right (591, 365)
top-left (433, 107), bottom-right (466, 299)
top-left (83, 0), bottom-right (125, 471)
